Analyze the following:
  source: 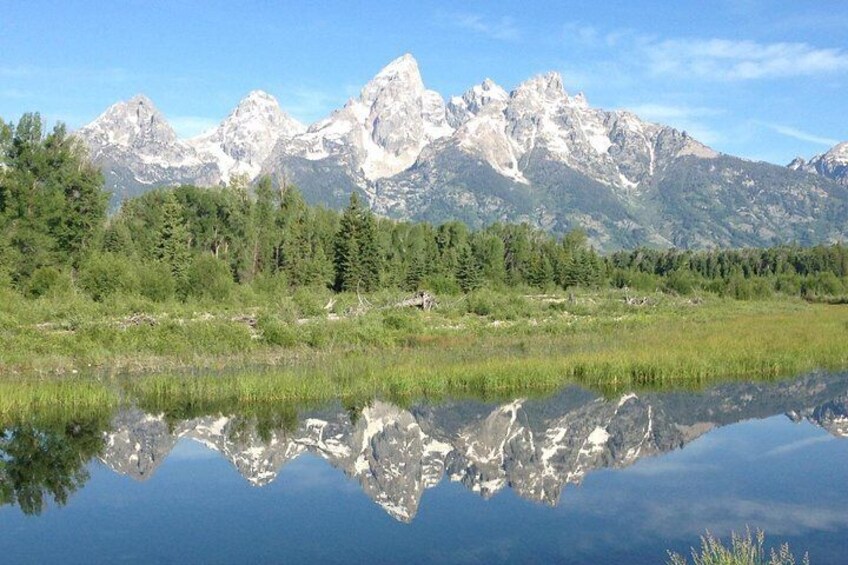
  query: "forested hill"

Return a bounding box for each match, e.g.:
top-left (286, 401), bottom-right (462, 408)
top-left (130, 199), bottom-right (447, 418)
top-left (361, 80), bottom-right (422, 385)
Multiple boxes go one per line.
top-left (2, 113), bottom-right (847, 303)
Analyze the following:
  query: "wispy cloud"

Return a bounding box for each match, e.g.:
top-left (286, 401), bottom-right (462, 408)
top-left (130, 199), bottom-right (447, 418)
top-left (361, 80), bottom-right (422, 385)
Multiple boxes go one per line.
top-left (645, 38), bottom-right (848, 80)
top-left (449, 14), bottom-right (520, 42)
top-left (644, 497), bottom-right (848, 538)
top-left (0, 88), bottom-right (29, 100)
top-left (759, 122), bottom-right (840, 146)
top-left (0, 64), bottom-right (136, 83)
top-left (621, 103), bottom-right (725, 145)
top-left (762, 433), bottom-right (835, 456)
top-left (560, 24), bottom-right (848, 82)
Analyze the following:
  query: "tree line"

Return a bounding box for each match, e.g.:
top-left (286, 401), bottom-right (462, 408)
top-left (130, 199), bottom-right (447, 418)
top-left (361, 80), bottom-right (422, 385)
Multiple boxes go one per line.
top-left (1, 113), bottom-right (847, 302)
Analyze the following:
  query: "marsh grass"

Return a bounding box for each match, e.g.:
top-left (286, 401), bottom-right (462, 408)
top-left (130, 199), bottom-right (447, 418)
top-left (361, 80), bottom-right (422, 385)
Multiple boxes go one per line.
top-left (123, 302), bottom-right (848, 413)
top-left (668, 528), bottom-right (810, 565)
top-left (0, 378), bottom-right (118, 427)
top-left (1, 291), bottom-right (847, 421)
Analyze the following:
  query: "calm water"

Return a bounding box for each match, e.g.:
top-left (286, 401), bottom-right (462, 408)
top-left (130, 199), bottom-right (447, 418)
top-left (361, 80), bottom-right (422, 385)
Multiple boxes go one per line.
top-left (2, 372), bottom-right (847, 564)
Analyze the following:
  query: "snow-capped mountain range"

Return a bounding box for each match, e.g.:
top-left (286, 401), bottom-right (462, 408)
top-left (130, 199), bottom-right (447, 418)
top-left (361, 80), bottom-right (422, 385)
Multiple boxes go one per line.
top-left (790, 141), bottom-right (848, 186)
top-left (100, 372), bottom-right (848, 523)
top-left (77, 54), bottom-right (848, 249)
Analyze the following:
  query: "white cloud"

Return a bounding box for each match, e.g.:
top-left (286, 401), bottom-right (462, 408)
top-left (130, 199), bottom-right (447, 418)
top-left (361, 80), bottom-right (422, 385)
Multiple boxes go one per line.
top-left (760, 123), bottom-right (840, 147)
top-left (645, 38), bottom-right (848, 80)
top-left (450, 14), bottom-right (520, 41)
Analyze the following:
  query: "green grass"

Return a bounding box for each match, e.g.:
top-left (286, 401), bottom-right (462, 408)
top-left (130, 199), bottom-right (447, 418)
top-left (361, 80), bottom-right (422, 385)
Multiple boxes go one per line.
top-left (1, 289), bottom-right (847, 423)
top-left (0, 377), bottom-right (119, 425)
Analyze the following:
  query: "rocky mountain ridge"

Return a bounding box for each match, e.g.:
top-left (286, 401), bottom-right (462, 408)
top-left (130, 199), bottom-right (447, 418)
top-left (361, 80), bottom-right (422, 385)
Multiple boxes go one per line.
top-left (76, 54), bottom-right (848, 249)
top-left (790, 141), bottom-right (848, 186)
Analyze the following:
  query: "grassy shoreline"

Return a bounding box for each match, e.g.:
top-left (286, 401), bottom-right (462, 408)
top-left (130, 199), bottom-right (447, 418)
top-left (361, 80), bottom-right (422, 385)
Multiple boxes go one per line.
top-left (2, 290), bottom-right (847, 423)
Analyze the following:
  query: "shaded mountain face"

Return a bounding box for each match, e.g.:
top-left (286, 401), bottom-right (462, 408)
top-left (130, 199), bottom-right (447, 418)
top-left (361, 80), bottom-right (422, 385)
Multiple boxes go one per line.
top-left (96, 372), bottom-right (848, 523)
top-left (75, 55), bottom-right (848, 248)
top-left (791, 141), bottom-right (848, 186)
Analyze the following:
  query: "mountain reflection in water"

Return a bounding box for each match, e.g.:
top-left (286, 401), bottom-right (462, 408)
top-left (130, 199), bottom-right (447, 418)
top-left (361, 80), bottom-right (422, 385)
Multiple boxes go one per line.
top-left (3, 372), bottom-right (845, 523)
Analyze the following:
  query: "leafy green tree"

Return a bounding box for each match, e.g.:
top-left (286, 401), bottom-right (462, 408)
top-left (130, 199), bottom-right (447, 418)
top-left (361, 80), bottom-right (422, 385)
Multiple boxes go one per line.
top-left (0, 114), bottom-right (106, 282)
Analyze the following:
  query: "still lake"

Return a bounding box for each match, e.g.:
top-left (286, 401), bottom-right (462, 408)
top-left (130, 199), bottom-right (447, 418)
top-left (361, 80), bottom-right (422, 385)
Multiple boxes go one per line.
top-left (1, 372), bottom-right (847, 564)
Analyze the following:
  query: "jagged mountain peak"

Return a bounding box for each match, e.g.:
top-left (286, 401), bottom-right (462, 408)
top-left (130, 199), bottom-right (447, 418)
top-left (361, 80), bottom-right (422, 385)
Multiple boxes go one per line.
top-left (241, 89), bottom-right (277, 103)
top-left (80, 93), bottom-right (177, 148)
top-left (230, 90), bottom-right (304, 131)
top-left (186, 89), bottom-right (305, 183)
top-left (513, 71), bottom-right (567, 101)
top-left (788, 156), bottom-right (806, 170)
top-left (446, 78), bottom-right (509, 127)
top-left (826, 141), bottom-right (848, 159)
top-left (360, 53), bottom-right (425, 104)
top-left (125, 93), bottom-right (157, 110)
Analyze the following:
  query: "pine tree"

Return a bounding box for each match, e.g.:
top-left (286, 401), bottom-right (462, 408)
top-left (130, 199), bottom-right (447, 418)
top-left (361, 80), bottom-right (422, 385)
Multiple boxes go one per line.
top-left (156, 192), bottom-right (191, 285)
top-left (333, 193), bottom-right (382, 292)
top-left (333, 193), bottom-right (362, 291)
top-left (528, 252), bottom-right (554, 288)
top-left (456, 245), bottom-right (482, 292)
top-left (357, 204), bottom-right (382, 291)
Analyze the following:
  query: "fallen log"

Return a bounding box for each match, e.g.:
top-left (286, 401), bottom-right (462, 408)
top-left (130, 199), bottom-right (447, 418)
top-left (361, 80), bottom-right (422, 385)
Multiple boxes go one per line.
top-left (395, 291), bottom-right (437, 311)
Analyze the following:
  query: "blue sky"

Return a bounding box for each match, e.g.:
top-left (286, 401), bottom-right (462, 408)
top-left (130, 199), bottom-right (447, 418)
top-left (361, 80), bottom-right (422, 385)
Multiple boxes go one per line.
top-left (2, 0), bottom-right (847, 164)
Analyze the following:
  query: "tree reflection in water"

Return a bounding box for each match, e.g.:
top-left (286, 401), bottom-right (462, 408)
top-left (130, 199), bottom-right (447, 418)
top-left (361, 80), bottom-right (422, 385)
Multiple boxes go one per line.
top-left (0, 419), bottom-right (107, 515)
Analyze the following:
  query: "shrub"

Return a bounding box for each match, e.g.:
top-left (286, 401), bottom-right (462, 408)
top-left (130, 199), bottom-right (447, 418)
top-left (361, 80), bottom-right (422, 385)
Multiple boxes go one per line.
top-left (775, 274), bottom-right (801, 296)
top-left (803, 272), bottom-right (845, 297)
top-left (78, 252), bottom-right (140, 301)
top-left (613, 269), bottom-right (662, 293)
top-left (257, 316), bottom-right (300, 347)
top-left (25, 267), bottom-right (73, 298)
top-left (251, 272), bottom-right (289, 298)
top-left (137, 262), bottom-right (175, 302)
top-left (382, 310), bottom-right (424, 333)
top-left (292, 286), bottom-right (332, 317)
top-left (466, 289), bottom-right (532, 319)
top-left (421, 273), bottom-right (461, 295)
top-left (184, 255), bottom-right (234, 301)
top-left (664, 268), bottom-right (699, 296)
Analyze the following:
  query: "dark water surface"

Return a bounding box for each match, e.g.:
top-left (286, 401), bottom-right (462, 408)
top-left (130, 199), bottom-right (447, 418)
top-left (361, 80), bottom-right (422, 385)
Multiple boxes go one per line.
top-left (1, 372), bottom-right (847, 564)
